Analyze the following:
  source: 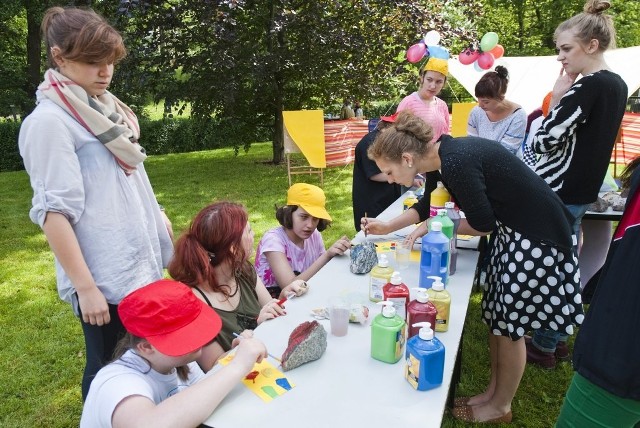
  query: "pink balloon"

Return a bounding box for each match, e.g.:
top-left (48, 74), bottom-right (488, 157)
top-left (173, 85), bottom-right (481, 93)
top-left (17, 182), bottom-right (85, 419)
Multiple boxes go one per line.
top-left (477, 52), bottom-right (495, 70)
top-left (489, 44), bottom-right (505, 59)
top-left (458, 48), bottom-right (480, 65)
top-left (406, 43), bottom-right (427, 63)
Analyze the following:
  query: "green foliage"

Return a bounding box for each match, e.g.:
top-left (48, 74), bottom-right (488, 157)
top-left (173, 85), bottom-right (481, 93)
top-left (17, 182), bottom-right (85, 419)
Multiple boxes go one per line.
top-left (0, 120), bottom-right (23, 172)
top-left (0, 117), bottom-right (272, 172)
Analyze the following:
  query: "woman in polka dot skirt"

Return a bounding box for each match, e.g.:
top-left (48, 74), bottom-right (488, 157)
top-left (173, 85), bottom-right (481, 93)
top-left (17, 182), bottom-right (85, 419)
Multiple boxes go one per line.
top-left (363, 110), bottom-right (583, 424)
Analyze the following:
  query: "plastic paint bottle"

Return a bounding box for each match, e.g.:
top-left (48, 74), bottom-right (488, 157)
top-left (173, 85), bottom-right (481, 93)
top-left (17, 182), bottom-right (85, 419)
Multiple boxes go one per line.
top-left (419, 222), bottom-right (450, 288)
top-left (403, 191), bottom-right (419, 212)
top-left (445, 202), bottom-right (461, 275)
top-left (405, 322), bottom-right (445, 391)
top-left (429, 181), bottom-right (450, 217)
top-left (383, 271), bottom-right (410, 320)
top-left (369, 254), bottom-right (394, 302)
top-left (426, 277), bottom-right (451, 332)
top-left (406, 287), bottom-right (437, 338)
top-left (371, 301), bottom-right (406, 364)
top-left (427, 209), bottom-right (454, 240)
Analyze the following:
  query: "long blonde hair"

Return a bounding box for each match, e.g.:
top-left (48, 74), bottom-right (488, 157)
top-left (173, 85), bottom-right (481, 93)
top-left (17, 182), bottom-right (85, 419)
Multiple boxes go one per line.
top-left (554, 0), bottom-right (616, 51)
top-left (367, 110), bottom-right (434, 163)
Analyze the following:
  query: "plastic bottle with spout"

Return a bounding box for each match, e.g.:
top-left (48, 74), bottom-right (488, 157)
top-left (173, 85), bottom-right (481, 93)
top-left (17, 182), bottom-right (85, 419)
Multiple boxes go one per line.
top-left (427, 208), bottom-right (454, 240)
top-left (426, 277), bottom-right (451, 332)
top-left (403, 191), bottom-right (419, 212)
top-left (419, 221), bottom-right (449, 288)
top-left (407, 287), bottom-right (437, 338)
top-left (371, 301), bottom-right (406, 364)
top-left (369, 254), bottom-right (394, 302)
top-left (382, 271), bottom-right (410, 320)
top-left (445, 202), bottom-right (460, 275)
top-left (405, 322), bottom-right (445, 391)
top-left (429, 181), bottom-right (450, 217)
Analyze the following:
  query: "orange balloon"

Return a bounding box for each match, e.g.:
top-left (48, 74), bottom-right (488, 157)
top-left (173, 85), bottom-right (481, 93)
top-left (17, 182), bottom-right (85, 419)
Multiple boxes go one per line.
top-left (489, 44), bottom-right (505, 59)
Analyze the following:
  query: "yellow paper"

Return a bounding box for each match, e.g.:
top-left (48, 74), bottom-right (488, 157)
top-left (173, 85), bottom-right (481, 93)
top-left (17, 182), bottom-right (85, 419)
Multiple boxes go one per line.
top-left (218, 354), bottom-right (295, 403)
top-left (282, 110), bottom-right (326, 168)
top-left (374, 241), bottom-right (421, 261)
top-left (450, 102), bottom-right (476, 137)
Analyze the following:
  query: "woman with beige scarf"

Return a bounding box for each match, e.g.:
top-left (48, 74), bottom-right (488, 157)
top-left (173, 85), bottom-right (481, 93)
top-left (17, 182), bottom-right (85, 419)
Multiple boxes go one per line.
top-left (18, 6), bottom-right (174, 400)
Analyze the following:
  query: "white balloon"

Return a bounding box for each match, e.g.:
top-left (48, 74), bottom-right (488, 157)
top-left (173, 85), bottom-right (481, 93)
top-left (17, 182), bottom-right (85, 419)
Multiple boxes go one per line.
top-left (423, 30), bottom-right (441, 46)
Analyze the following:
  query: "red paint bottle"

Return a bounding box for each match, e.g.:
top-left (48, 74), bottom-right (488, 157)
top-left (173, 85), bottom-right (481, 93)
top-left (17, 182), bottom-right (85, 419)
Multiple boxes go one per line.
top-left (382, 271), bottom-right (410, 321)
top-left (407, 287), bottom-right (437, 339)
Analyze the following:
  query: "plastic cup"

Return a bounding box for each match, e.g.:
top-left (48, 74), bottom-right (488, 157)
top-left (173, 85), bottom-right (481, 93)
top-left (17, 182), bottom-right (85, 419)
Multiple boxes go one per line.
top-left (329, 298), bottom-right (349, 337)
top-left (395, 241), bottom-right (411, 269)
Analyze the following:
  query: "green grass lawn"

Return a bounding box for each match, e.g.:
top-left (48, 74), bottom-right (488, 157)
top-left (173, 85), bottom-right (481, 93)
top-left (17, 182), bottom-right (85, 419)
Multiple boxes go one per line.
top-left (0, 142), bottom-right (574, 427)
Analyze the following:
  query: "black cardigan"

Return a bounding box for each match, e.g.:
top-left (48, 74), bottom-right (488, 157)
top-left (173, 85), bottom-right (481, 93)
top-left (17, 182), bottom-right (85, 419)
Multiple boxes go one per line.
top-left (414, 135), bottom-right (574, 250)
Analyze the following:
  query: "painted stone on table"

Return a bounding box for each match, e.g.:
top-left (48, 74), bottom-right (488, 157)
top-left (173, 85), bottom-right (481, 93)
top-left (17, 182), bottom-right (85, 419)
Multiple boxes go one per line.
top-left (281, 320), bottom-right (327, 372)
top-left (350, 241), bottom-right (377, 274)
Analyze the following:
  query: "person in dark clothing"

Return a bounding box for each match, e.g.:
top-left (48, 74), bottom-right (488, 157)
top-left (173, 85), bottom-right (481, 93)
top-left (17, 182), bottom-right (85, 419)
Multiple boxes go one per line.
top-left (363, 110), bottom-right (583, 424)
top-left (352, 114), bottom-right (401, 231)
top-left (528, 0), bottom-right (628, 369)
top-left (556, 156), bottom-right (640, 427)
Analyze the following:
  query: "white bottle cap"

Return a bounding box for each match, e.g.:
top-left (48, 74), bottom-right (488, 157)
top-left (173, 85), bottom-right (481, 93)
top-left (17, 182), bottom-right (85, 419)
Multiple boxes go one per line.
top-left (378, 253), bottom-right (389, 267)
top-left (390, 271), bottom-right (402, 285)
top-left (413, 322), bottom-right (434, 340)
top-left (377, 301), bottom-right (396, 318)
top-left (437, 208), bottom-right (447, 216)
top-left (406, 191), bottom-right (416, 198)
top-left (412, 287), bottom-right (429, 303)
top-left (431, 221), bottom-right (442, 232)
top-left (431, 278), bottom-right (445, 291)
top-left (436, 181), bottom-right (444, 188)
top-left (444, 201), bottom-right (455, 209)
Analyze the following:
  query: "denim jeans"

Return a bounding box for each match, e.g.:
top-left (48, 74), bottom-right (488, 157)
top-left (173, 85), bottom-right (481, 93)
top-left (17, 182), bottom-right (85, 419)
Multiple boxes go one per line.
top-left (531, 203), bottom-right (589, 353)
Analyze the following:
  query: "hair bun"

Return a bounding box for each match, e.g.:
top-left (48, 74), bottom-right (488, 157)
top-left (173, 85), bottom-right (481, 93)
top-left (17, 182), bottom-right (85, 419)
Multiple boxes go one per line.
top-left (494, 65), bottom-right (509, 80)
top-left (585, 0), bottom-right (611, 14)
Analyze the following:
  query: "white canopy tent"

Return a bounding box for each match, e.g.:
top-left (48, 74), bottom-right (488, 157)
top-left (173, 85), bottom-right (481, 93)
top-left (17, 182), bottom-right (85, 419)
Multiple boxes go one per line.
top-left (448, 46), bottom-right (640, 114)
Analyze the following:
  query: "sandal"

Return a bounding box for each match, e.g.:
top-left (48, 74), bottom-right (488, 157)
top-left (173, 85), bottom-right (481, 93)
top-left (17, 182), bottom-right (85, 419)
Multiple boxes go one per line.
top-left (451, 405), bottom-right (513, 424)
top-left (453, 396), bottom-right (471, 407)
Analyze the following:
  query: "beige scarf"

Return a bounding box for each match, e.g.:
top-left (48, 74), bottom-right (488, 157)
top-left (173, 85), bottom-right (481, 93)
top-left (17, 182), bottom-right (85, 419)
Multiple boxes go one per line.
top-left (37, 68), bottom-right (147, 174)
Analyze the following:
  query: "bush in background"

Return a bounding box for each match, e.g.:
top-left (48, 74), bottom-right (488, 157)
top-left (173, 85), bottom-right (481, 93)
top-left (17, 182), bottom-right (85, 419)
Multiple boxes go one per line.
top-left (0, 117), bottom-right (271, 172)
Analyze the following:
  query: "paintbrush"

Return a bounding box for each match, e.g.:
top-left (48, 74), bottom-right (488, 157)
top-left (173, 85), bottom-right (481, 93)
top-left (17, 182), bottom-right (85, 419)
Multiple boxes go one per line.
top-left (232, 332), bottom-right (282, 363)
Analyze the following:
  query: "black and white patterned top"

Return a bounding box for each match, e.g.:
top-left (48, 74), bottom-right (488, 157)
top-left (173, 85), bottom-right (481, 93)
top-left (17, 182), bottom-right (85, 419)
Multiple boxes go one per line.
top-left (532, 70), bottom-right (627, 205)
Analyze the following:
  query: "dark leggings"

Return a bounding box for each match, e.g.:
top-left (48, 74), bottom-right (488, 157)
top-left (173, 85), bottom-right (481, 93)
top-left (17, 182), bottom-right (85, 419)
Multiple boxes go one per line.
top-left (79, 303), bottom-right (126, 400)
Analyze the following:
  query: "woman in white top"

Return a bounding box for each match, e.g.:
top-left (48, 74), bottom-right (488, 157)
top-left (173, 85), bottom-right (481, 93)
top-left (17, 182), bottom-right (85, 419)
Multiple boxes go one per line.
top-left (467, 66), bottom-right (527, 155)
top-left (18, 7), bottom-right (173, 399)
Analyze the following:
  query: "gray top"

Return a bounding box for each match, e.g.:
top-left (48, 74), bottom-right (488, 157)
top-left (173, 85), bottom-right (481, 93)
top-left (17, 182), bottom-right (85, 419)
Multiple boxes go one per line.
top-left (19, 98), bottom-right (173, 308)
top-left (467, 106), bottom-right (527, 154)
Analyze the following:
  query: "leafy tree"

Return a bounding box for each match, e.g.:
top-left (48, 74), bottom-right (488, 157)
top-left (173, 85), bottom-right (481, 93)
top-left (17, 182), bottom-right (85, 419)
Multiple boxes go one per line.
top-left (114, 0), bottom-right (483, 163)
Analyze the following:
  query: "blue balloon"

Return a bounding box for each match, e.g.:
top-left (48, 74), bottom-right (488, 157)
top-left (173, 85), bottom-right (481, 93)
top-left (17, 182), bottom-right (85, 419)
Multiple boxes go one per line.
top-left (428, 45), bottom-right (450, 60)
top-left (473, 60), bottom-right (483, 72)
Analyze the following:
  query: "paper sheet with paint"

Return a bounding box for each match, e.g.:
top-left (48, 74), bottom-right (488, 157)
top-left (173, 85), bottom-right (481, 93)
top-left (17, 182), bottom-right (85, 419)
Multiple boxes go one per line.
top-left (218, 354), bottom-right (295, 403)
top-left (374, 241), bottom-right (421, 262)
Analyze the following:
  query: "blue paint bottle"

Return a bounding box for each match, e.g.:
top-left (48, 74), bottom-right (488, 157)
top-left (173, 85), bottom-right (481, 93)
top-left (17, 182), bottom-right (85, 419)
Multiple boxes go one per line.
top-left (419, 221), bottom-right (449, 288)
top-left (405, 322), bottom-right (445, 391)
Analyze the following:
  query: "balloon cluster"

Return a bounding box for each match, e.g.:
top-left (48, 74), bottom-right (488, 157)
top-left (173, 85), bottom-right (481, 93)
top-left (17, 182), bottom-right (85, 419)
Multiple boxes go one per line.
top-left (406, 30), bottom-right (449, 64)
top-left (458, 32), bottom-right (504, 71)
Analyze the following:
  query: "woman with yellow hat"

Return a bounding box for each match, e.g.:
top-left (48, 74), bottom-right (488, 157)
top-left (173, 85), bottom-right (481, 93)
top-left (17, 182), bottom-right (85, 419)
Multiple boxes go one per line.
top-left (255, 183), bottom-right (351, 298)
top-left (396, 57), bottom-right (450, 143)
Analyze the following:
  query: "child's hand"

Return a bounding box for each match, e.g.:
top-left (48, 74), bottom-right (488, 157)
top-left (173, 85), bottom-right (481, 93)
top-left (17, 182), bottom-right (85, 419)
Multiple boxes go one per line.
top-left (281, 279), bottom-right (309, 298)
top-left (231, 330), bottom-right (254, 348)
top-left (257, 299), bottom-right (286, 324)
top-left (232, 338), bottom-right (268, 371)
top-left (327, 235), bottom-right (350, 257)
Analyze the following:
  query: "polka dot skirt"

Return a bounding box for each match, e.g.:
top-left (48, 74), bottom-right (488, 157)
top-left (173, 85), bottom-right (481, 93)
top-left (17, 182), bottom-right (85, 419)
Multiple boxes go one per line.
top-left (481, 222), bottom-right (584, 340)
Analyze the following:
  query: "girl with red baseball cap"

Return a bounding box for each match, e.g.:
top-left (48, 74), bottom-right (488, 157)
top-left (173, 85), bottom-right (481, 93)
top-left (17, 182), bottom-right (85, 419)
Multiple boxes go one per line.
top-left (81, 279), bottom-right (267, 427)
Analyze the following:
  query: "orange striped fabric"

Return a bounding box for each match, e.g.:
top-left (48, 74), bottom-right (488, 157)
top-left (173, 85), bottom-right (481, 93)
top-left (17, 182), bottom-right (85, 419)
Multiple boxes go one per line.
top-left (614, 112), bottom-right (640, 165)
top-left (323, 119), bottom-right (370, 167)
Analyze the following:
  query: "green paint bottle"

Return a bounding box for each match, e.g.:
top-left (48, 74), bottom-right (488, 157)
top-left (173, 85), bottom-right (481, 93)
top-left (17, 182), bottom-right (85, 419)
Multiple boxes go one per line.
top-left (371, 301), bottom-right (406, 364)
